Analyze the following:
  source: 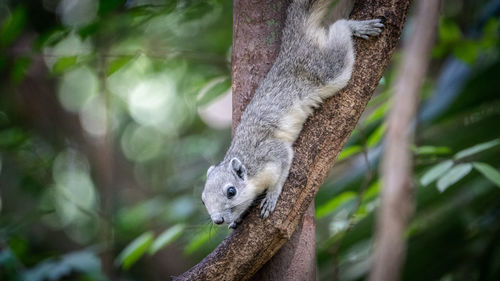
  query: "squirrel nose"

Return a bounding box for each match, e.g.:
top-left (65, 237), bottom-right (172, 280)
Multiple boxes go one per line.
top-left (213, 217), bottom-right (224, 225)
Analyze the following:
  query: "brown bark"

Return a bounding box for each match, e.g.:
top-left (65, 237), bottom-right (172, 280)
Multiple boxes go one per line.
top-left (368, 1), bottom-right (440, 281)
top-left (174, 0), bottom-right (411, 280)
top-left (231, 0), bottom-right (288, 133)
top-left (250, 204), bottom-right (317, 281)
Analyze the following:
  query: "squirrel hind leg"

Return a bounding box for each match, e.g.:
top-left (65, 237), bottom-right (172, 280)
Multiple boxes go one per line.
top-left (316, 18), bottom-right (384, 94)
top-left (347, 19), bottom-right (384, 40)
top-left (326, 19), bottom-right (354, 46)
top-left (306, 20), bottom-right (356, 96)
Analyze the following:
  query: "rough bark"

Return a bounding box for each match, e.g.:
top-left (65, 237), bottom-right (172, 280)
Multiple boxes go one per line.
top-left (368, 1), bottom-right (440, 281)
top-left (231, 0), bottom-right (288, 133)
top-left (250, 204), bottom-right (317, 281)
top-left (173, 0), bottom-right (411, 280)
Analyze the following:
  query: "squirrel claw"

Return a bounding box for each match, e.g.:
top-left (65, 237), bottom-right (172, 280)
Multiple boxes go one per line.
top-left (260, 192), bottom-right (279, 219)
top-left (229, 217), bottom-right (243, 229)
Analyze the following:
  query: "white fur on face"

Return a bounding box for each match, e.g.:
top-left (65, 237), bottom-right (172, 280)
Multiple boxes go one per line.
top-left (202, 163), bottom-right (249, 225)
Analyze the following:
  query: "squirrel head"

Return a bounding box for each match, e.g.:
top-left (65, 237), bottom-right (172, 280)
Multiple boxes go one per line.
top-left (202, 157), bottom-right (255, 227)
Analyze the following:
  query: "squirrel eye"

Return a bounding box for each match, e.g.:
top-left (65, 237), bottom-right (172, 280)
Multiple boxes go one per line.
top-left (226, 186), bottom-right (236, 199)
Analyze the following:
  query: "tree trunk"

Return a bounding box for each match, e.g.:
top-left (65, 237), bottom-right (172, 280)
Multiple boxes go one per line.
top-left (250, 204), bottom-right (317, 281)
top-left (173, 0), bottom-right (411, 280)
top-left (231, 0), bottom-right (288, 132)
top-left (368, 1), bottom-right (440, 281)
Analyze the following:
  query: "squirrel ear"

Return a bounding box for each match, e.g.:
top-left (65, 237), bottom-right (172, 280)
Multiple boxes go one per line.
top-left (230, 158), bottom-right (246, 180)
top-left (207, 165), bottom-right (215, 177)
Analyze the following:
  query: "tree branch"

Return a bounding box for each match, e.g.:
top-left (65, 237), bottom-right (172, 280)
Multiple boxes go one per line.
top-left (368, 1), bottom-right (440, 280)
top-left (173, 0), bottom-right (411, 280)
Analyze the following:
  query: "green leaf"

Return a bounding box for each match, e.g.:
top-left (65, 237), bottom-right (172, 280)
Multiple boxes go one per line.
top-left (11, 57), bottom-right (31, 83)
top-left (0, 7), bottom-right (27, 47)
top-left (452, 40), bottom-right (479, 65)
top-left (106, 56), bottom-right (135, 76)
top-left (420, 160), bottom-right (454, 186)
top-left (116, 231), bottom-right (154, 269)
top-left (439, 18), bottom-right (462, 43)
top-left (483, 18), bottom-right (500, 38)
top-left (413, 145), bottom-right (451, 156)
top-left (149, 224), bottom-right (185, 255)
top-left (337, 145), bottom-right (362, 161)
top-left (52, 56), bottom-right (78, 74)
top-left (98, 0), bottom-right (126, 15)
top-left (184, 226), bottom-right (216, 255)
top-left (179, 2), bottom-right (213, 23)
top-left (473, 162), bottom-right (500, 188)
top-left (480, 18), bottom-right (499, 49)
top-left (363, 100), bottom-right (390, 126)
top-left (367, 89), bottom-right (390, 107)
top-left (436, 163), bottom-right (472, 192)
top-left (316, 192), bottom-right (357, 219)
top-left (432, 44), bottom-right (449, 59)
top-left (196, 77), bottom-right (231, 106)
top-left (0, 127), bottom-right (29, 149)
top-left (362, 180), bottom-right (380, 201)
top-left (367, 123), bottom-right (386, 147)
top-left (454, 139), bottom-right (500, 160)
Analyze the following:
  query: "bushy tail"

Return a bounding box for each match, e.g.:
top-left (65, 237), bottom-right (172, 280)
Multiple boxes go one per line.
top-left (286, 0), bottom-right (355, 33)
top-left (327, 0), bottom-right (356, 21)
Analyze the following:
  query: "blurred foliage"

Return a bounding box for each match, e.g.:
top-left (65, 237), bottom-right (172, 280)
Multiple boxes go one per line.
top-left (0, 0), bottom-right (499, 280)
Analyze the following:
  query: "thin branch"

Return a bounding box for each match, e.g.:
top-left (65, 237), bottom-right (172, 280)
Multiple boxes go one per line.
top-left (368, 1), bottom-right (440, 281)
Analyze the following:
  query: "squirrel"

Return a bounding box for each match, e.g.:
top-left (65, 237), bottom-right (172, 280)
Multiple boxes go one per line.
top-left (202, 0), bottom-right (383, 229)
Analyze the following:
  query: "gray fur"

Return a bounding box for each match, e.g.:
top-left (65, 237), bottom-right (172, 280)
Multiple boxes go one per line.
top-left (202, 0), bottom-right (383, 228)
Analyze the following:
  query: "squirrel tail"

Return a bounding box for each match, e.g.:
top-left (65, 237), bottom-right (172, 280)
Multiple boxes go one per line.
top-left (286, 0), bottom-right (355, 33)
top-left (282, 0), bottom-right (355, 44)
top-left (309, 0), bottom-right (355, 27)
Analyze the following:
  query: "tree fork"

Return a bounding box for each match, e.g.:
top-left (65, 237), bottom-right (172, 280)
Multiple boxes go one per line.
top-left (173, 0), bottom-right (411, 280)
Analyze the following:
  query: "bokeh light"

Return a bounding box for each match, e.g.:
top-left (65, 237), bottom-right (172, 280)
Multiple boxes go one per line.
top-left (120, 124), bottom-right (164, 163)
top-left (43, 32), bottom-right (93, 69)
top-left (127, 75), bottom-right (177, 130)
top-left (58, 66), bottom-right (99, 112)
top-left (49, 149), bottom-right (98, 243)
top-left (58, 0), bottom-right (98, 28)
top-left (79, 95), bottom-right (108, 138)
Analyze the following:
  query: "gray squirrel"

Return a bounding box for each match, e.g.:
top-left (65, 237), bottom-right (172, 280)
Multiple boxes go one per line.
top-left (202, 0), bottom-right (383, 229)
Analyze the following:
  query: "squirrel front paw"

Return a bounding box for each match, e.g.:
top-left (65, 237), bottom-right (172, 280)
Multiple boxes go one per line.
top-left (228, 216), bottom-right (243, 229)
top-left (260, 191), bottom-right (280, 219)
